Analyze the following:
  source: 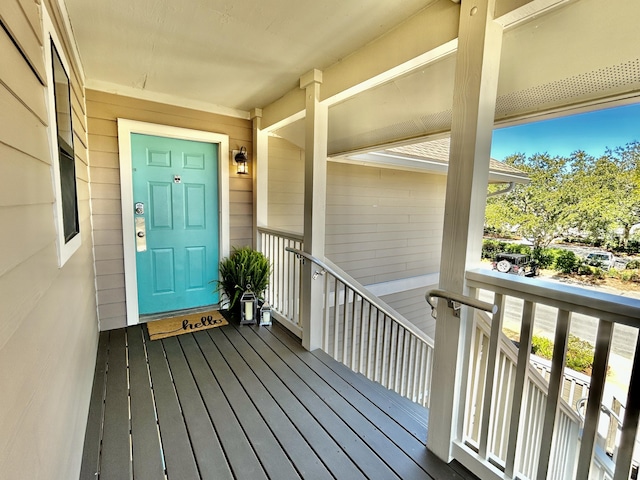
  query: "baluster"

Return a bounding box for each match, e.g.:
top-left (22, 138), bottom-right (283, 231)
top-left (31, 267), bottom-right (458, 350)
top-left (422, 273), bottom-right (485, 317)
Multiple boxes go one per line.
top-left (373, 309), bottom-right (382, 383)
top-left (321, 272), bottom-right (330, 352)
top-left (576, 319), bottom-right (614, 480)
top-left (505, 300), bottom-right (536, 478)
top-left (332, 277), bottom-right (340, 358)
top-left (613, 334), bottom-right (640, 480)
top-left (424, 345), bottom-right (433, 407)
top-left (536, 309), bottom-right (571, 480)
top-left (350, 294), bottom-right (360, 370)
top-left (479, 293), bottom-right (505, 458)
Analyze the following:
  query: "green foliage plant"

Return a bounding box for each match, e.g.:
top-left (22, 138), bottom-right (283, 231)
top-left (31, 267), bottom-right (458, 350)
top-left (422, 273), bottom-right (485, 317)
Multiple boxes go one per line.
top-left (531, 334), bottom-right (595, 374)
top-left (555, 250), bottom-right (578, 274)
top-left (533, 247), bottom-right (556, 269)
top-left (215, 247), bottom-right (272, 311)
top-left (626, 260), bottom-right (640, 269)
top-left (482, 239), bottom-right (508, 260)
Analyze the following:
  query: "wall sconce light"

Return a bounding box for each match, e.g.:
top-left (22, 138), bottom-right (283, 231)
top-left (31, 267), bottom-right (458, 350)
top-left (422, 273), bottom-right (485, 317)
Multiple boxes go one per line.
top-left (234, 146), bottom-right (249, 175)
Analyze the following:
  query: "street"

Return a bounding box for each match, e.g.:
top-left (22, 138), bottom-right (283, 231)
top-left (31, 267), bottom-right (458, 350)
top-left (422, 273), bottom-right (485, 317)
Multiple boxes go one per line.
top-left (478, 287), bottom-right (639, 360)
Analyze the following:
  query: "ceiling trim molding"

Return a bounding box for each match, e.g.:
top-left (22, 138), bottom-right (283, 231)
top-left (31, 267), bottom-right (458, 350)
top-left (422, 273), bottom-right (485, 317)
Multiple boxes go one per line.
top-left (86, 79), bottom-right (251, 119)
top-left (343, 151), bottom-right (530, 183)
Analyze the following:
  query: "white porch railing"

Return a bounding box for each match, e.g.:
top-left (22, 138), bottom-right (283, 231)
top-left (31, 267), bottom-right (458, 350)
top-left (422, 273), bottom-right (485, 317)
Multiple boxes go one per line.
top-left (258, 228), bottom-right (435, 406)
top-left (315, 255), bottom-right (435, 407)
top-left (456, 269), bottom-right (640, 480)
top-left (258, 227), bottom-right (304, 336)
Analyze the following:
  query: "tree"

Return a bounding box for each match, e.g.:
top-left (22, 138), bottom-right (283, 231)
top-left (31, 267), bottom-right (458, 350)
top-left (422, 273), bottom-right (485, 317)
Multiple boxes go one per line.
top-left (609, 142), bottom-right (640, 248)
top-left (485, 153), bottom-right (574, 248)
top-left (567, 142), bottom-right (640, 247)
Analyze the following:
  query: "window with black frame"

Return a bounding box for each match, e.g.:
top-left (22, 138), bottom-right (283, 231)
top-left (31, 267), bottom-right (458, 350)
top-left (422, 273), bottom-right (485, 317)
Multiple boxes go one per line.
top-left (51, 40), bottom-right (79, 243)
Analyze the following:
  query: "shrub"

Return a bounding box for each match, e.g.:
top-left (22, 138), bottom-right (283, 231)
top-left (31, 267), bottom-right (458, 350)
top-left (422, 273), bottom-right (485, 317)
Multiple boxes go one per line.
top-left (505, 243), bottom-right (532, 255)
top-left (482, 239), bottom-right (508, 260)
top-left (618, 269), bottom-right (640, 283)
top-left (533, 247), bottom-right (556, 269)
top-left (566, 335), bottom-right (595, 373)
top-left (531, 334), bottom-right (594, 374)
top-left (626, 259), bottom-right (640, 269)
top-left (577, 263), bottom-right (593, 275)
top-left (555, 250), bottom-right (579, 273)
top-left (531, 335), bottom-right (554, 359)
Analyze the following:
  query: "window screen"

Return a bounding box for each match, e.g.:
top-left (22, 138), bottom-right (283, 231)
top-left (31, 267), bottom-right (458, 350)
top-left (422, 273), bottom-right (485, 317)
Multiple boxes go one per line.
top-left (51, 41), bottom-right (78, 243)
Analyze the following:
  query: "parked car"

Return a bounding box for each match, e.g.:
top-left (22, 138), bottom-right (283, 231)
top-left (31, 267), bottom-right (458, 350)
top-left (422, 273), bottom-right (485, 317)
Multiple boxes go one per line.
top-left (492, 253), bottom-right (539, 277)
top-left (585, 251), bottom-right (616, 270)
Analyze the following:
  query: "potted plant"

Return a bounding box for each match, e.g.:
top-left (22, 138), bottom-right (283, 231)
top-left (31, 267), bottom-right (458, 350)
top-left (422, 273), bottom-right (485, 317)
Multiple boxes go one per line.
top-left (214, 247), bottom-right (271, 321)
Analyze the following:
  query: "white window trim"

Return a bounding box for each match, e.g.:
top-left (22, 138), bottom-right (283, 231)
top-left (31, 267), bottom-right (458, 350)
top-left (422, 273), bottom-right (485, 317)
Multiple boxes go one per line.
top-left (43, 6), bottom-right (81, 267)
top-left (117, 119), bottom-right (230, 325)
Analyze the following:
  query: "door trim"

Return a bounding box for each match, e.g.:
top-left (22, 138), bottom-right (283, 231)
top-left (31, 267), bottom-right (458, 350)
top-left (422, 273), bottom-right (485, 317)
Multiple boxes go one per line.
top-left (117, 119), bottom-right (230, 325)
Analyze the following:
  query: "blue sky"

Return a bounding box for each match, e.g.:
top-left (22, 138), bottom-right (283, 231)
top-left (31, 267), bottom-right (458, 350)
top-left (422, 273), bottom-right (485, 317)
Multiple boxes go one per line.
top-left (490, 103), bottom-right (640, 161)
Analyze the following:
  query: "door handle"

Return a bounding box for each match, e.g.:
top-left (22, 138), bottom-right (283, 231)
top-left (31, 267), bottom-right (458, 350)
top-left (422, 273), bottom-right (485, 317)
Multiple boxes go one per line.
top-left (135, 217), bottom-right (147, 252)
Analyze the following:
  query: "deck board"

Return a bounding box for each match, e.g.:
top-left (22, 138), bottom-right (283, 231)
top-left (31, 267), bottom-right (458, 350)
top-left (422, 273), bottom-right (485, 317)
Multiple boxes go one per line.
top-left (144, 328), bottom-right (201, 479)
top-left (80, 320), bottom-right (478, 480)
top-left (247, 325), bottom-right (401, 479)
top-left (252, 324), bottom-right (428, 479)
top-left (194, 329), bottom-right (301, 480)
top-left (128, 326), bottom-right (165, 480)
top-left (163, 335), bottom-right (233, 480)
top-left (79, 331), bottom-right (109, 480)
top-left (208, 327), bottom-right (334, 479)
top-left (100, 329), bottom-right (132, 480)
top-left (231, 326), bottom-right (366, 479)
top-left (179, 333), bottom-right (266, 479)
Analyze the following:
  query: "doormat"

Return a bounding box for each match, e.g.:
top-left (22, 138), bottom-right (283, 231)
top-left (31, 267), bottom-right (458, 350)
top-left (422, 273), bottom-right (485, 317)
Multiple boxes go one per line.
top-left (146, 309), bottom-right (228, 341)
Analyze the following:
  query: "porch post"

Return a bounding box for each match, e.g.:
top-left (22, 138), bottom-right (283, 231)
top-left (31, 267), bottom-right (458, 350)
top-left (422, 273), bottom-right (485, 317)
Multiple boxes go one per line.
top-left (251, 108), bottom-right (268, 250)
top-left (300, 69), bottom-right (328, 351)
top-left (427, 0), bottom-right (503, 461)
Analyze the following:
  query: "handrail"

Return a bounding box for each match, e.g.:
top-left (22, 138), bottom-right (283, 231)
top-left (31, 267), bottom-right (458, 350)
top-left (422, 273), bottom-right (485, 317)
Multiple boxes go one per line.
top-left (466, 268), bottom-right (640, 326)
top-left (576, 397), bottom-right (624, 427)
top-left (257, 226), bottom-right (304, 243)
top-left (464, 268), bottom-right (640, 480)
top-left (426, 288), bottom-right (498, 319)
top-left (285, 246), bottom-right (434, 346)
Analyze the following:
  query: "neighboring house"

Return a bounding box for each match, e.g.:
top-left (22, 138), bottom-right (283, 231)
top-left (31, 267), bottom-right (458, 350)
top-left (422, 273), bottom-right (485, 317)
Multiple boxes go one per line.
top-left (2, 0), bottom-right (639, 479)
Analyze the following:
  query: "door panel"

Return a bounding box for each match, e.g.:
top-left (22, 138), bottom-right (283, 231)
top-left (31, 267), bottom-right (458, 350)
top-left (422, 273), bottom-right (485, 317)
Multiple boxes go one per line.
top-left (132, 133), bottom-right (219, 314)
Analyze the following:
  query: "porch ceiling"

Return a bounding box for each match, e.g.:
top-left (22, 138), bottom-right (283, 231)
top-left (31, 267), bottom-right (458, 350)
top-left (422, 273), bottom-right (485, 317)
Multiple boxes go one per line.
top-left (64, 0), bottom-right (640, 156)
top-left (63, 0), bottom-right (435, 116)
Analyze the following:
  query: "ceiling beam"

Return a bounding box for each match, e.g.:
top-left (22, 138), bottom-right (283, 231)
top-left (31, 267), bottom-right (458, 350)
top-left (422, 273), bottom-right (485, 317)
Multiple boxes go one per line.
top-left (260, 0), bottom-right (572, 133)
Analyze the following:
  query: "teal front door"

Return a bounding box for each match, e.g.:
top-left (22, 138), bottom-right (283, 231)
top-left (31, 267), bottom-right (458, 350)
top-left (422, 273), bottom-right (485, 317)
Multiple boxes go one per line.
top-left (131, 133), bottom-right (219, 315)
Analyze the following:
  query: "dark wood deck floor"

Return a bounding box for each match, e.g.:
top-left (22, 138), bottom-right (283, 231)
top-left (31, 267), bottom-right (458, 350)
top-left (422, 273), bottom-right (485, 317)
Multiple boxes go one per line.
top-left (80, 320), bottom-right (477, 480)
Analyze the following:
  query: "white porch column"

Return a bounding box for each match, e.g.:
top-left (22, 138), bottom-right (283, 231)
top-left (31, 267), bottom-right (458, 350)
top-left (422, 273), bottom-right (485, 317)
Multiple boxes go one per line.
top-left (300, 69), bottom-right (328, 351)
top-left (427, 0), bottom-right (503, 461)
top-left (251, 108), bottom-right (268, 250)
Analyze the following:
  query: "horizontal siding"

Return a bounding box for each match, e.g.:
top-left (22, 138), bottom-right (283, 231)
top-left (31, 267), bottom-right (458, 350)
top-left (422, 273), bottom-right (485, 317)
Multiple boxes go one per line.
top-left (0, 0), bottom-right (46, 83)
top-left (0, 81), bottom-right (50, 161)
top-left (268, 137), bottom-right (305, 233)
top-left (86, 89), bottom-right (253, 330)
top-left (326, 163), bottom-right (445, 284)
top-left (0, 25), bottom-right (47, 122)
top-left (267, 139), bottom-right (446, 285)
top-left (380, 287), bottom-right (437, 339)
top-left (0, 3), bottom-right (98, 480)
